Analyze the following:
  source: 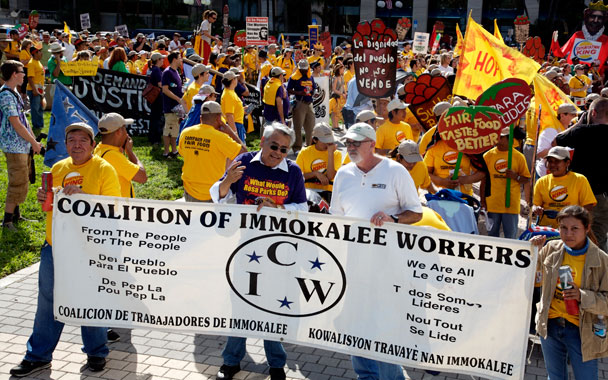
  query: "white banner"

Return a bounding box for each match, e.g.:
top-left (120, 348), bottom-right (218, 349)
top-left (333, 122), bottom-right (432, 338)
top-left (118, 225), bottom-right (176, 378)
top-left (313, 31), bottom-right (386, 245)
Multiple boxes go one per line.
top-left (246, 17), bottom-right (269, 46)
top-left (413, 32), bottom-right (430, 55)
top-left (313, 75), bottom-right (330, 125)
top-left (52, 195), bottom-right (535, 380)
top-left (115, 24), bottom-right (129, 38)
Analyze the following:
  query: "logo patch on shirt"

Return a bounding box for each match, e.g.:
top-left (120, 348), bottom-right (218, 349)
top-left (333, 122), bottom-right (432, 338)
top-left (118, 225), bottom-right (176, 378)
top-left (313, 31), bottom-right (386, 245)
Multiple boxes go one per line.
top-left (62, 171), bottom-right (83, 187)
top-left (395, 130), bottom-right (406, 143)
top-left (550, 185), bottom-right (568, 202)
top-left (442, 151), bottom-right (459, 165)
top-left (494, 158), bottom-right (508, 173)
top-left (311, 159), bottom-right (327, 173)
top-left (371, 184), bottom-right (387, 189)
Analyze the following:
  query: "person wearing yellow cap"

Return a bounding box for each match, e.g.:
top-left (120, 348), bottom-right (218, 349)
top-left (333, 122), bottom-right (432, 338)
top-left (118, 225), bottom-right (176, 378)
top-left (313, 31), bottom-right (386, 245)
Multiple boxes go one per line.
top-left (307, 43), bottom-right (325, 68)
top-left (26, 43), bottom-right (45, 130)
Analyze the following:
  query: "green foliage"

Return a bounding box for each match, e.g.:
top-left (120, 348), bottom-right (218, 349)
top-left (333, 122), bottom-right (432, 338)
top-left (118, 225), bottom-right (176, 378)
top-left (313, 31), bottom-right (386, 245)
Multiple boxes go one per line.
top-left (0, 112), bottom-right (261, 278)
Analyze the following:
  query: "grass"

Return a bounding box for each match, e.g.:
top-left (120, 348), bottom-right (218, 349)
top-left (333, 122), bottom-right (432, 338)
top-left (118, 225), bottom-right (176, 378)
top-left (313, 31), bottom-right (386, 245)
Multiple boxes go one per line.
top-left (0, 111), bottom-right (261, 278)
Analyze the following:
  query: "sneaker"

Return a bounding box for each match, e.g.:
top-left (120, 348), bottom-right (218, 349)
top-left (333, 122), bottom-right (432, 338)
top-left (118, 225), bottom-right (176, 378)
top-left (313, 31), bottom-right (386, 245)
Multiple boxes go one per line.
top-left (13, 215), bottom-right (37, 223)
top-left (87, 356), bottom-right (106, 372)
top-left (10, 360), bottom-right (51, 377)
top-left (170, 151), bottom-right (180, 158)
top-left (162, 153), bottom-right (172, 160)
top-left (107, 329), bottom-right (120, 343)
top-left (2, 221), bottom-right (17, 231)
top-left (269, 367), bottom-right (286, 380)
top-left (217, 364), bottom-right (241, 380)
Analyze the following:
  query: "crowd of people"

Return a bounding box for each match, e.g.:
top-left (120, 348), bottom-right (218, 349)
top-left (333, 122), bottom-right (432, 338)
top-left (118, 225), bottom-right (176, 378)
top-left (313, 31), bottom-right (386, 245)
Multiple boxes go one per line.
top-left (1, 7), bottom-right (608, 380)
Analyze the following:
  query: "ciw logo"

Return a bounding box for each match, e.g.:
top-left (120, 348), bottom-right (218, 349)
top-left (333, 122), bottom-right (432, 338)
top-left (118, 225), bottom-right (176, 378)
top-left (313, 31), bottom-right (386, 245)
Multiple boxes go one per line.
top-left (226, 234), bottom-right (346, 317)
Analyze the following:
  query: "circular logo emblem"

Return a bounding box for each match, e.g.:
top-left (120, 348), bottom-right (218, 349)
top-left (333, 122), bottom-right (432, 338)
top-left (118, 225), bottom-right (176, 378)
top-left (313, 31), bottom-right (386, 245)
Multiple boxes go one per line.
top-left (395, 130), bottom-right (406, 142)
top-left (573, 40), bottom-right (598, 62)
top-left (62, 171), bottom-right (83, 187)
top-left (549, 185), bottom-right (568, 202)
top-left (226, 234), bottom-right (346, 317)
top-left (311, 159), bottom-right (327, 173)
top-left (443, 151), bottom-right (459, 165)
top-left (494, 159), bottom-right (508, 173)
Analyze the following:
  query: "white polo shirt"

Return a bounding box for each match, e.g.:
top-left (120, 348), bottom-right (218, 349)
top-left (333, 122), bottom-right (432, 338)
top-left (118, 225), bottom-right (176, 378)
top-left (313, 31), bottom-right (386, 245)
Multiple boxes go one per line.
top-left (330, 157), bottom-right (422, 219)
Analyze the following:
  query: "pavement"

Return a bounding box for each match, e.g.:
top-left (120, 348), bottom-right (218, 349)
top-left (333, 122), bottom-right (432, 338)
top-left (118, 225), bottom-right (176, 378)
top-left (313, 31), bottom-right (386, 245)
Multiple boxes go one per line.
top-left (3, 256), bottom-right (608, 380)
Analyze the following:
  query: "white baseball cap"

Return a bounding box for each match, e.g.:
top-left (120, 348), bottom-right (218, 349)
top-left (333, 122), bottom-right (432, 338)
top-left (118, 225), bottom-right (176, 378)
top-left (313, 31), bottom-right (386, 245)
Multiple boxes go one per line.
top-left (344, 123), bottom-right (376, 141)
top-left (387, 98), bottom-right (408, 112)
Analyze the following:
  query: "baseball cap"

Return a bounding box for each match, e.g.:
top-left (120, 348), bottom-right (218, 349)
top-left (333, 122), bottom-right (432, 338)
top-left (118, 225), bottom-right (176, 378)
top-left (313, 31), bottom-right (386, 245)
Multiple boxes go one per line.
top-left (312, 123), bottom-right (336, 144)
top-left (397, 84), bottom-right (406, 96)
top-left (433, 101), bottom-right (451, 116)
top-left (575, 64), bottom-right (586, 70)
top-left (557, 103), bottom-right (577, 114)
top-left (500, 127), bottom-right (511, 137)
top-left (601, 87), bottom-right (608, 97)
top-left (223, 71), bottom-right (237, 81)
top-left (270, 67), bottom-right (286, 77)
top-left (150, 52), bottom-right (164, 61)
top-left (201, 101), bottom-right (222, 114)
top-left (356, 110), bottom-right (381, 123)
top-left (397, 140), bottom-right (423, 163)
top-left (546, 146), bottom-right (571, 161)
top-left (297, 59), bottom-right (309, 69)
top-left (192, 64), bottom-right (210, 77)
top-left (344, 122), bottom-right (376, 142)
top-left (387, 98), bottom-right (408, 112)
top-left (98, 113), bottom-right (134, 134)
top-left (544, 71), bottom-right (558, 80)
top-left (188, 54), bottom-right (202, 63)
top-left (65, 122), bottom-right (95, 140)
top-left (586, 93), bottom-right (600, 103)
top-left (229, 67), bottom-right (245, 74)
top-left (128, 50), bottom-right (137, 57)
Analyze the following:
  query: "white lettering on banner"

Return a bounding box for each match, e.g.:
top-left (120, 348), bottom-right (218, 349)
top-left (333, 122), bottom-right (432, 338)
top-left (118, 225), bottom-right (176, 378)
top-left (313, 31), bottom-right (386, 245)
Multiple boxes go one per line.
top-left (52, 194), bottom-right (536, 380)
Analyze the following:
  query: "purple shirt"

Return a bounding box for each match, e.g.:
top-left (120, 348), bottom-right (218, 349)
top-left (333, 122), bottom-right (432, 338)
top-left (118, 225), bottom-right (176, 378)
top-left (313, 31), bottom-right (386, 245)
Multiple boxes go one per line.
top-left (161, 67), bottom-right (182, 113)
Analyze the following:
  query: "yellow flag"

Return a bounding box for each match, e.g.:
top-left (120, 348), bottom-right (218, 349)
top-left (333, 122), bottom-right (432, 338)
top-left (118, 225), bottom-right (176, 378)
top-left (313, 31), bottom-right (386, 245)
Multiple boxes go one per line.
top-left (194, 35), bottom-right (202, 56)
top-left (532, 73), bottom-right (579, 131)
top-left (453, 16), bottom-right (540, 100)
top-left (454, 23), bottom-right (464, 57)
top-left (493, 19), bottom-right (504, 44)
top-left (63, 22), bottom-right (71, 44)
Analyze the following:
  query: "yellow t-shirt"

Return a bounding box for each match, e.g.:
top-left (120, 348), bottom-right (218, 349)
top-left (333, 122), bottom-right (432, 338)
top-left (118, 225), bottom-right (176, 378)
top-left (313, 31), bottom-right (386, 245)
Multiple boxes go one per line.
top-left (46, 156), bottom-right (121, 245)
top-left (268, 54), bottom-right (277, 66)
top-left (408, 160), bottom-right (431, 192)
top-left (126, 60), bottom-right (137, 74)
top-left (525, 99), bottom-right (537, 146)
top-left (548, 253), bottom-right (585, 326)
top-left (4, 41), bottom-right (19, 58)
top-left (243, 52), bottom-right (257, 72)
top-left (178, 123), bottom-right (242, 201)
top-left (278, 56), bottom-right (294, 79)
top-left (483, 147), bottom-right (530, 214)
top-left (260, 61), bottom-right (272, 79)
top-left (295, 145), bottom-right (342, 192)
top-left (307, 55), bottom-right (325, 68)
top-left (135, 59), bottom-right (147, 74)
top-left (533, 171), bottom-right (597, 228)
top-left (221, 88), bottom-right (244, 124)
top-left (376, 120), bottom-right (413, 151)
top-left (419, 126), bottom-right (436, 156)
top-left (569, 75), bottom-right (591, 98)
top-left (423, 140), bottom-right (474, 195)
top-left (182, 81), bottom-right (202, 112)
top-left (19, 49), bottom-right (31, 63)
top-left (26, 58), bottom-right (44, 91)
top-left (412, 207), bottom-right (451, 231)
top-left (93, 144), bottom-right (140, 198)
top-left (343, 69), bottom-right (354, 89)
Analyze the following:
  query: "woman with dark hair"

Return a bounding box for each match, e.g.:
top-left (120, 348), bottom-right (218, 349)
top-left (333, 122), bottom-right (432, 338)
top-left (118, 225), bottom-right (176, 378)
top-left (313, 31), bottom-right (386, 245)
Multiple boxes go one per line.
top-left (146, 52), bottom-right (165, 145)
top-left (109, 47), bottom-right (129, 73)
top-left (221, 71), bottom-right (246, 142)
top-left (531, 205), bottom-right (608, 380)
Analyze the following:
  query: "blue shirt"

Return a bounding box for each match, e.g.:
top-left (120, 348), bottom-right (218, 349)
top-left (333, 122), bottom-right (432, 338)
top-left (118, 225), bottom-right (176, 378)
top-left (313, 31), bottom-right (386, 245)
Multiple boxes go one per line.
top-left (344, 77), bottom-right (373, 115)
top-left (161, 67), bottom-right (183, 113)
top-left (0, 86), bottom-right (31, 153)
top-left (287, 70), bottom-right (316, 103)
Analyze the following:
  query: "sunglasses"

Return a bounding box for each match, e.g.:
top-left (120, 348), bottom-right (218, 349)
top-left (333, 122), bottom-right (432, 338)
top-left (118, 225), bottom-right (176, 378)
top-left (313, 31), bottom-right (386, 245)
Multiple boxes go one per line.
top-left (269, 144), bottom-right (288, 154)
top-left (344, 139), bottom-right (370, 147)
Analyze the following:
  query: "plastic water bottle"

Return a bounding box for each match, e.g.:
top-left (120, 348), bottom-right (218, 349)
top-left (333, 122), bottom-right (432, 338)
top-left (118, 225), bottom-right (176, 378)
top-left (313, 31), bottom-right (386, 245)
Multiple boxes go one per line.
top-left (593, 315), bottom-right (606, 338)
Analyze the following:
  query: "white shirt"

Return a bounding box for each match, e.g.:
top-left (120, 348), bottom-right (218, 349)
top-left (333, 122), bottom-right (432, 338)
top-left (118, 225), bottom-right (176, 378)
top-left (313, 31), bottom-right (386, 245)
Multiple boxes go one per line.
top-left (169, 40), bottom-right (181, 52)
top-left (200, 19), bottom-right (211, 44)
top-left (63, 43), bottom-right (75, 60)
top-left (438, 64), bottom-right (454, 77)
top-left (330, 157), bottom-right (422, 219)
top-left (535, 127), bottom-right (560, 177)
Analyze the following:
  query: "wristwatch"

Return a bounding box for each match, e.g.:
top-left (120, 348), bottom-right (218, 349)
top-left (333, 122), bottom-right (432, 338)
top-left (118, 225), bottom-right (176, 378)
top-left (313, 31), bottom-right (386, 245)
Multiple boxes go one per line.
top-left (391, 215), bottom-right (399, 223)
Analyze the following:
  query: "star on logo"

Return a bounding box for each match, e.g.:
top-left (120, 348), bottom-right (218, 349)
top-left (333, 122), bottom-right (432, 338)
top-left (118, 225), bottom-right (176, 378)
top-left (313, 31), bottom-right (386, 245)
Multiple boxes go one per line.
top-left (62, 97), bottom-right (74, 114)
top-left (309, 257), bottom-right (325, 270)
top-left (246, 251), bottom-right (262, 263)
top-left (46, 138), bottom-right (58, 151)
top-left (277, 297), bottom-right (293, 309)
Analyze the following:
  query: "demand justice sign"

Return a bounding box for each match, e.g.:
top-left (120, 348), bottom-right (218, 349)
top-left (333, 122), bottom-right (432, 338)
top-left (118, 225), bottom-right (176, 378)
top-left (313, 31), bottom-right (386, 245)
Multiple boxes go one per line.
top-left (52, 195), bottom-right (536, 380)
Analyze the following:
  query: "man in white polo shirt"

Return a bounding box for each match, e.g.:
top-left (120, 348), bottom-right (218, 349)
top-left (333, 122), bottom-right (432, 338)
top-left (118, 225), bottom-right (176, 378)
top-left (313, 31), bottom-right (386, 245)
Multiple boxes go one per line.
top-left (329, 122), bottom-right (423, 380)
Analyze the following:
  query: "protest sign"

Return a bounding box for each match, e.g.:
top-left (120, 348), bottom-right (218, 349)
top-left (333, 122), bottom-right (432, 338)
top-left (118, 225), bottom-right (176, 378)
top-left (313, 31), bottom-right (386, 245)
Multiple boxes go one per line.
top-left (570, 38), bottom-right (602, 63)
top-left (44, 82), bottom-right (99, 167)
top-left (242, 85), bottom-right (263, 118)
top-left (28, 11), bottom-right (39, 30)
top-left (61, 61), bottom-right (99, 76)
top-left (246, 17), bottom-right (269, 45)
top-left (72, 69), bottom-right (150, 136)
top-left (309, 25), bottom-right (319, 46)
top-left (352, 19), bottom-right (398, 98)
top-left (403, 74), bottom-right (452, 130)
top-left (396, 17), bottom-right (411, 41)
top-left (53, 195), bottom-right (535, 380)
top-left (437, 106), bottom-right (504, 154)
top-left (475, 78), bottom-right (532, 129)
top-left (80, 13), bottom-right (91, 30)
top-left (234, 30), bottom-right (246, 47)
top-left (320, 31), bottom-right (332, 59)
top-left (115, 24), bottom-right (129, 37)
top-left (412, 32), bottom-right (429, 54)
top-left (313, 75), bottom-right (330, 124)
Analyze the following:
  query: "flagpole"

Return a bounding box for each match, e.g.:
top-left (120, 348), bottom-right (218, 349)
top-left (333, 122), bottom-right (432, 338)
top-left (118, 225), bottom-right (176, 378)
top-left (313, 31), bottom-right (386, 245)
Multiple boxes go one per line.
top-left (505, 124), bottom-right (514, 208)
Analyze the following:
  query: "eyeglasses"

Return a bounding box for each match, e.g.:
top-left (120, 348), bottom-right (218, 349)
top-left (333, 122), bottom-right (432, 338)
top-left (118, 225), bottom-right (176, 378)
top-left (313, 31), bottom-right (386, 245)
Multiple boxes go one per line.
top-left (269, 144), bottom-right (288, 154)
top-left (344, 139), bottom-right (371, 147)
top-left (16, 70), bottom-right (24, 74)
